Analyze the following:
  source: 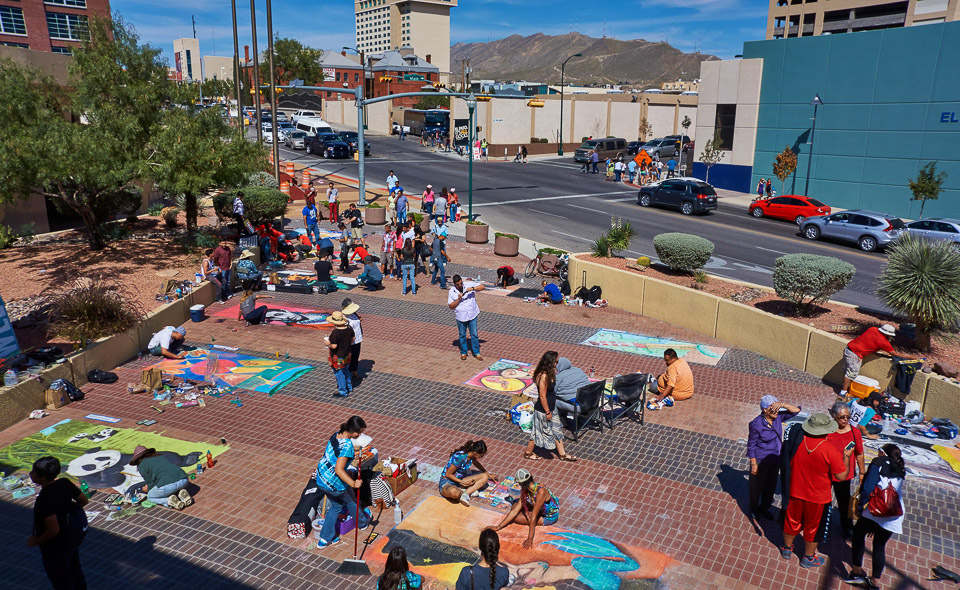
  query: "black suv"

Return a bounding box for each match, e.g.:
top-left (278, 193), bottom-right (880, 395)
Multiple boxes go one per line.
top-left (307, 133), bottom-right (350, 159)
top-left (337, 131), bottom-right (371, 156)
top-left (638, 179), bottom-right (718, 215)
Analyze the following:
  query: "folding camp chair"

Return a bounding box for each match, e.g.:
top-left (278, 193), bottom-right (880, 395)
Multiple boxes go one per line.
top-left (609, 372), bottom-right (649, 427)
top-left (565, 380), bottom-right (607, 442)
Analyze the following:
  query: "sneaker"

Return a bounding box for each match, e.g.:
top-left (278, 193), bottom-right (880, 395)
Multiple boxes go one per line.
top-left (663, 396), bottom-right (675, 407)
top-left (646, 401), bottom-right (660, 411)
top-left (459, 494), bottom-right (471, 507)
top-left (842, 573), bottom-right (869, 586)
top-left (167, 494), bottom-right (186, 510)
top-left (316, 536), bottom-right (341, 549)
top-left (334, 392), bottom-right (349, 398)
top-left (178, 489), bottom-right (194, 507)
top-left (800, 554), bottom-right (825, 569)
top-left (779, 546), bottom-right (793, 560)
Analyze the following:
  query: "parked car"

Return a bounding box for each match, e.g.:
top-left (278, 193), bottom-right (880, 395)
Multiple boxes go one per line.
top-left (640, 138), bottom-right (680, 160)
top-left (664, 134), bottom-right (691, 147)
top-left (683, 140), bottom-right (695, 151)
top-left (276, 121), bottom-right (295, 141)
top-left (573, 137), bottom-right (627, 163)
top-left (295, 117), bottom-right (334, 138)
top-left (306, 132), bottom-right (350, 158)
top-left (284, 130), bottom-right (307, 150)
top-left (261, 121), bottom-right (273, 136)
top-left (801, 210), bottom-right (904, 252)
top-left (274, 110), bottom-right (288, 122)
top-left (749, 195), bottom-right (831, 225)
top-left (291, 110), bottom-right (318, 126)
top-left (902, 218), bottom-right (960, 250)
top-left (627, 141), bottom-right (643, 156)
top-left (637, 178), bottom-right (718, 215)
top-left (337, 131), bottom-right (371, 156)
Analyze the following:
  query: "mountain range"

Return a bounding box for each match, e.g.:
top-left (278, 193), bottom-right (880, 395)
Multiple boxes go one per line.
top-left (450, 32), bottom-right (718, 87)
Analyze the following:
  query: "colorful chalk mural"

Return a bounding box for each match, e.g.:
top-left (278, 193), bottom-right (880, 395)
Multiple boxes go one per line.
top-left (580, 329), bottom-right (727, 366)
top-left (465, 359), bottom-right (538, 397)
top-left (367, 496), bottom-right (669, 590)
top-left (212, 303), bottom-right (334, 330)
top-left (149, 349), bottom-right (311, 395)
top-left (0, 419), bottom-right (228, 494)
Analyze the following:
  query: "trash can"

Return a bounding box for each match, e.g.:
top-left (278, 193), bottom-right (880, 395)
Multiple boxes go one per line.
top-left (189, 304), bottom-right (206, 323)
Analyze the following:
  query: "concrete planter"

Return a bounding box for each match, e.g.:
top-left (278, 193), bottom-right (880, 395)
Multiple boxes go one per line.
top-left (465, 223), bottom-right (489, 244)
top-left (365, 207), bottom-right (386, 225)
top-left (494, 234), bottom-right (519, 256)
top-left (419, 218), bottom-right (431, 233)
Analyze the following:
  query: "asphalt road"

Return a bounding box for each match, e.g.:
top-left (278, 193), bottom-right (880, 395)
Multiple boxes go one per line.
top-left (269, 131), bottom-right (889, 311)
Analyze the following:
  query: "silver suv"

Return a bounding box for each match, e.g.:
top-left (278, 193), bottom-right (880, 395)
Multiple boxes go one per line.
top-left (902, 218), bottom-right (960, 251)
top-left (801, 210), bottom-right (904, 252)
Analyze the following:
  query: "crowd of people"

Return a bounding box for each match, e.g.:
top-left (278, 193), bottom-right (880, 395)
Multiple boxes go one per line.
top-left (579, 150), bottom-right (679, 185)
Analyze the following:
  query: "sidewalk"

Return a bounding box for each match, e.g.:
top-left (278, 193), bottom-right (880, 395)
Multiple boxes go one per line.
top-left (0, 230), bottom-right (956, 590)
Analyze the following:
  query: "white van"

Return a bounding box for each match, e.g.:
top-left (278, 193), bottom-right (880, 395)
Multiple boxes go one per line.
top-left (295, 117), bottom-right (333, 137)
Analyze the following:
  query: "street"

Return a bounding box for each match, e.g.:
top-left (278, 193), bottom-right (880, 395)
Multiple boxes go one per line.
top-left (269, 130), bottom-right (888, 311)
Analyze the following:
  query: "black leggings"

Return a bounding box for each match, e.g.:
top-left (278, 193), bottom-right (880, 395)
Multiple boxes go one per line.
top-left (851, 517), bottom-right (894, 579)
top-left (243, 306), bottom-right (268, 325)
top-left (41, 544), bottom-right (86, 590)
top-left (832, 480), bottom-right (854, 532)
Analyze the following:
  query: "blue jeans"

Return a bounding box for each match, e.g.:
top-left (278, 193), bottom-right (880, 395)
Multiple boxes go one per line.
top-left (316, 484), bottom-right (368, 544)
top-left (402, 263), bottom-right (416, 294)
top-left (397, 208), bottom-right (407, 225)
top-left (450, 204), bottom-right (458, 221)
top-left (333, 365), bottom-right (352, 396)
top-left (614, 170), bottom-right (622, 182)
top-left (431, 257), bottom-right (446, 288)
top-left (592, 162), bottom-right (599, 173)
top-left (306, 223), bottom-right (321, 248)
top-left (147, 477), bottom-right (190, 506)
top-left (260, 238), bottom-right (272, 262)
top-left (219, 269), bottom-right (232, 301)
top-left (360, 275), bottom-right (382, 290)
top-left (424, 202), bottom-right (433, 216)
top-left (457, 317), bottom-right (480, 356)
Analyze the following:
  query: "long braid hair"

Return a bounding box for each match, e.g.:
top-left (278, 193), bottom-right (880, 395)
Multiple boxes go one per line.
top-left (479, 528), bottom-right (501, 589)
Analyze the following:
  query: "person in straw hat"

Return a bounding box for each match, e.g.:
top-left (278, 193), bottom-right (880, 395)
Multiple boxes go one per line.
top-left (779, 413), bottom-right (853, 569)
top-left (840, 324), bottom-right (913, 399)
top-left (236, 249), bottom-right (263, 290)
top-left (324, 311), bottom-right (356, 398)
top-left (129, 445), bottom-right (193, 510)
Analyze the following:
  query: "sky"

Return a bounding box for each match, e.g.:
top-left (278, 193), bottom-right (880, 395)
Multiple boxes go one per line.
top-left (112, 0), bottom-right (769, 70)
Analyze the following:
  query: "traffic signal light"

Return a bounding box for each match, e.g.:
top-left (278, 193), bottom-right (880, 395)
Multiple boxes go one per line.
top-left (380, 76), bottom-right (391, 82)
top-left (434, 83), bottom-right (445, 88)
top-left (475, 94), bottom-right (492, 102)
top-left (527, 98), bottom-right (545, 108)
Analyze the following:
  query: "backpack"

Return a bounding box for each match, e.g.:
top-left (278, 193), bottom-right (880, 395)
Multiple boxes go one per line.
top-left (287, 476), bottom-right (324, 539)
top-left (574, 285), bottom-right (602, 304)
top-left (60, 499), bottom-right (89, 547)
top-left (559, 279), bottom-right (571, 296)
top-left (49, 378), bottom-right (84, 402)
top-left (87, 369), bottom-right (118, 384)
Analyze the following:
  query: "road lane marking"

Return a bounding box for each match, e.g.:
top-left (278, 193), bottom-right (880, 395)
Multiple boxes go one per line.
top-left (568, 204), bottom-right (598, 212)
top-left (473, 190), bottom-right (634, 207)
top-left (550, 230), bottom-right (594, 243)
top-left (756, 246), bottom-right (790, 255)
top-left (528, 209), bottom-right (568, 219)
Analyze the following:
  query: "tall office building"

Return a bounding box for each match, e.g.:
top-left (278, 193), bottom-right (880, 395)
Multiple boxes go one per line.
top-left (0, 0), bottom-right (110, 54)
top-left (354, 0), bottom-right (457, 80)
top-left (172, 37), bottom-right (201, 82)
top-left (767, 0), bottom-right (959, 38)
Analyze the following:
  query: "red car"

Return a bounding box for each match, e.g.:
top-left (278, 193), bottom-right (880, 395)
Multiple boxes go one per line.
top-left (748, 195), bottom-right (831, 225)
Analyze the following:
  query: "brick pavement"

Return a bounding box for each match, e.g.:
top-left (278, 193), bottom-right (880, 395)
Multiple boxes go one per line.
top-left (1, 236), bottom-right (958, 590)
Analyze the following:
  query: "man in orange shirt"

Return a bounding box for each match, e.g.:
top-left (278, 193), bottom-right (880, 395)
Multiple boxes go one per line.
top-left (646, 348), bottom-right (694, 411)
top-left (840, 324), bottom-right (902, 398)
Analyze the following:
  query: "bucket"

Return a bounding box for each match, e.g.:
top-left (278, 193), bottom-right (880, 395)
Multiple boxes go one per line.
top-left (189, 304), bottom-right (206, 323)
top-left (849, 375), bottom-right (880, 399)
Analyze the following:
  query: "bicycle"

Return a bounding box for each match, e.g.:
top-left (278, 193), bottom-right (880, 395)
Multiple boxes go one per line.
top-left (525, 244), bottom-right (569, 282)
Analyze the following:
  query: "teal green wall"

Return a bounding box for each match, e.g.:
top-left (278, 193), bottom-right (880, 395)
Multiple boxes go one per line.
top-left (743, 22), bottom-right (960, 219)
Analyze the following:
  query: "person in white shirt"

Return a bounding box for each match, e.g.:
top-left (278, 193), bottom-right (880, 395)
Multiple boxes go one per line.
top-left (341, 299), bottom-right (363, 380)
top-left (448, 275), bottom-right (485, 361)
top-left (148, 326), bottom-right (186, 359)
top-left (386, 171), bottom-right (399, 195)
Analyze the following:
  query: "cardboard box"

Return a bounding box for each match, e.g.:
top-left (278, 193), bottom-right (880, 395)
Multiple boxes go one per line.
top-left (378, 457), bottom-right (418, 496)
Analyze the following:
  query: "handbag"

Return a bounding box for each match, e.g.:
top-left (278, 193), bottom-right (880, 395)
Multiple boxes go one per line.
top-left (866, 482), bottom-right (903, 518)
top-left (329, 354), bottom-right (351, 370)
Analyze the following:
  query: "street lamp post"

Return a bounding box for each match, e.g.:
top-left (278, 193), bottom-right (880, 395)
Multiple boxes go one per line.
top-left (355, 85), bottom-right (367, 206)
top-left (249, 0), bottom-right (262, 143)
top-left (266, 0), bottom-right (279, 181)
top-left (558, 53), bottom-right (582, 156)
top-left (467, 94), bottom-right (477, 220)
top-left (804, 93), bottom-right (823, 196)
top-left (343, 47), bottom-right (368, 130)
top-left (230, 0), bottom-right (243, 138)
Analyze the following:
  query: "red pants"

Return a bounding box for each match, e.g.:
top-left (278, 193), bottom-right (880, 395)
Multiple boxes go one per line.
top-left (784, 497), bottom-right (826, 542)
top-left (328, 202), bottom-right (339, 221)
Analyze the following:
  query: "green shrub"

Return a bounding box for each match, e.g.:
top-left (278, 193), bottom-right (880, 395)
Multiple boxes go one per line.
top-left (148, 202), bottom-right (165, 216)
top-left (653, 233), bottom-right (714, 272)
top-left (539, 247), bottom-right (568, 256)
top-left (214, 187), bottom-right (288, 226)
top-left (773, 253), bottom-right (855, 315)
top-left (590, 236), bottom-right (610, 257)
top-left (465, 219), bottom-right (485, 225)
top-left (412, 213), bottom-right (425, 224)
top-left (636, 256), bottom-right (651, 267)
top-left (606, 217), bottom-right (636, 254)
top-left (539, 138), bottom-right (548, 144)
top-left (18, 222), bottom-right (36, 244)
top-left (495, 232), bottom-right (518, 239)
top-left (878, 233), bottom-right (960, 352)
top-left (365, 202), bottom-right (383, 208)
top-left (0, 225), bottom-right (18, 249)
top-left (247, 171), bottom-right (279, 189)
top-left (49, 278), bottom-right (145, 346)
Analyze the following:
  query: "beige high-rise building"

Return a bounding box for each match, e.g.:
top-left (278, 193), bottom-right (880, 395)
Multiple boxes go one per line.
top-left (767, 0), bottom-right (959, 38)
top-left (172, 37), bottom-right (201, 82)
top-left (354, 0), bottom-right (457, 81)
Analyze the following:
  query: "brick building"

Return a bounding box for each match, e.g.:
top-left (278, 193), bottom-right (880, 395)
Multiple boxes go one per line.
top-left (0, 0), bottom-right (110, 55)
top-left (318, 47), bottom-right (440, 109)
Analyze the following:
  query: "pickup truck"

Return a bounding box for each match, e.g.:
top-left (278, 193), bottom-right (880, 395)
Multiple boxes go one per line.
top-left (392, 122), bottom-right (411, 135)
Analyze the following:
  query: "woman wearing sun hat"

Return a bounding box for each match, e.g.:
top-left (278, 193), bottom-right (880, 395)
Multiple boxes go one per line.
top-left (341, 299), bottom-right (363, 380)
top-left (780, 413), bottom-right (853, 569)
top-left (324, 311), bottom-right (355, 398)
top-left (130, 446), bottom-right (193, 510)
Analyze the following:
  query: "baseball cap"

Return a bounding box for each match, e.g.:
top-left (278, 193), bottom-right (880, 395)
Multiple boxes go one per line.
top-left (515, 468), bottom-right (532, 484)
top-left (760, 395), bottom-right (778, 409)
top-left (174, 327), bottom-right (186, 337)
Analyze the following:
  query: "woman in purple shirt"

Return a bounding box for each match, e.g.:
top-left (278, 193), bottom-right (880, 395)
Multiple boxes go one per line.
top-left (747, 395), bottom-right (800, 519)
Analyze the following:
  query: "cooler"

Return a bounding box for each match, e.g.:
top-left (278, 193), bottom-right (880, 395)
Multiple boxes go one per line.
top-left (849, 375), bottom-right (880, 399)
top-left (189, 304), bottom-right (206, 323)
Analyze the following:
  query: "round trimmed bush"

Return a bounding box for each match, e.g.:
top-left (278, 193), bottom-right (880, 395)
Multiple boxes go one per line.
top-left (653, 233), bottom-right (714, 272)
top-left (246, 171), bottom-right (279, 189)
top-left (773, 253), bottom-right (855, 314)
top-left (214, 187), bottom-right (288, 226)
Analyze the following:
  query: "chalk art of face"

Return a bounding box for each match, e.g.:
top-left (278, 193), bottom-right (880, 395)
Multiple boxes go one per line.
top-left (68, 428), bottom-right (119, 444)
top-left (265, 310), bottom-right (309, 323)
top-left (863, 438), bottom-right (942, 466)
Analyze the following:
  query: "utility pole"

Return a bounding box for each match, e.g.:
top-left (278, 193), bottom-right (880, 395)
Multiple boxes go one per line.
top-left (193, 15), bottom-right (203, 105)
top-left (230, 0), bottom-right (243, 138)
top-left (249, 0), bottom-right (262, 143)
top-left (266, 0), bottom-right (279, 181)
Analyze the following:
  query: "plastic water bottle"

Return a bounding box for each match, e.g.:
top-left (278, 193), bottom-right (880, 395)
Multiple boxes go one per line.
top-left (4, 370), bottom-right (17, 387)
top-left (589, 366), bottom-right (596, 379)
top-left (393, 501), bottom-right (402, 525)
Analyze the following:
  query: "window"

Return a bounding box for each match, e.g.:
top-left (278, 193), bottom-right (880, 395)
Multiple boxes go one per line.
top-left (354, 73), bottom-right (359, 82)
top-left (52, 46), bottom-right (73, 55)
top-left (1, 6), bottom-right (27, 35)
top-left (848, 215), bottom-right (873, 226)
top-left (933, 222), bottom-right (958, 234)
top-left (45, 0), bottom-right (88, 7)
top-left (47, 12), bottom-right (89, 41)
top-left (335, 72), bottom-right (341, 81)
top-left (714, 104), bottom-right (736, 150)
top-left (1, 41), bottom-right (29, 48)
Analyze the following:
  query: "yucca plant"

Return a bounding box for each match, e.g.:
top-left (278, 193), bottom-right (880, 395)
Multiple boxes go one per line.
top-left (590, 235), bottom-right (610, 258)
top-left (48, 279), bottom-right (145, 347)
top-left (877, 233), bottom-right (960, 352)
top-left (606, 217), bottom-right (636, 256)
